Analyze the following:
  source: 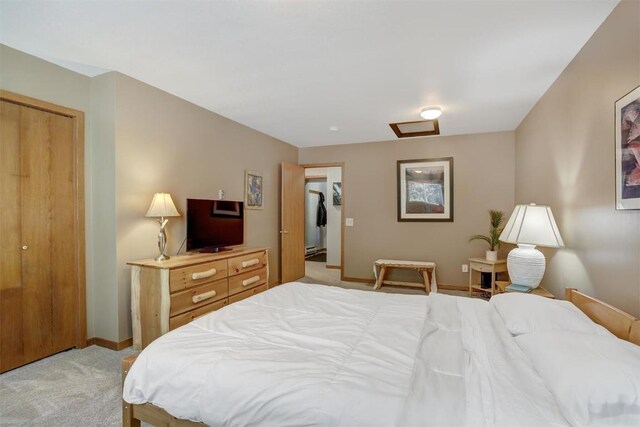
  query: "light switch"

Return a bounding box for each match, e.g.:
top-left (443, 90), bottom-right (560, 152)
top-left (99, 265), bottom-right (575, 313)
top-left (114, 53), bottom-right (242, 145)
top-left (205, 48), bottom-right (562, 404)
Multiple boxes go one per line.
top-left (345, 218), bottom-right (354, 227)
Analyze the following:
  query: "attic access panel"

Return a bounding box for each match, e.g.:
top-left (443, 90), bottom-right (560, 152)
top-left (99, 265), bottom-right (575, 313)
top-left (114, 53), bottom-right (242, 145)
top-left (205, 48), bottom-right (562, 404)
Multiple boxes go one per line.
top-left (389, 119), bottom-right (440, 138)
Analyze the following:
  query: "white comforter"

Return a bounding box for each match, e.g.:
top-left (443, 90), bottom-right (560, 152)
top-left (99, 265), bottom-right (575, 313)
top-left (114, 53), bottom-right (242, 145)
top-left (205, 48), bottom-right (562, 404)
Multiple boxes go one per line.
top-left (123, 283), bottom-right (567, 426)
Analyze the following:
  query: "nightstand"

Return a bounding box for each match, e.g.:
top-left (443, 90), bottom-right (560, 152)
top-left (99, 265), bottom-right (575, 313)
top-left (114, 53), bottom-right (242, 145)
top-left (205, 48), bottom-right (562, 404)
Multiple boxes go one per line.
top-left (495, 281), bottom-right (556, 299)
top-left (468, 258), bottom-right (508, 298)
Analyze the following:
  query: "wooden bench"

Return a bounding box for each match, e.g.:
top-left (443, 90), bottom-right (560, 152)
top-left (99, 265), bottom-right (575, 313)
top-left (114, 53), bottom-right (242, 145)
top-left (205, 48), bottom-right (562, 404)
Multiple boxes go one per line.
top-left (373, 259), bottom-right (437, 294)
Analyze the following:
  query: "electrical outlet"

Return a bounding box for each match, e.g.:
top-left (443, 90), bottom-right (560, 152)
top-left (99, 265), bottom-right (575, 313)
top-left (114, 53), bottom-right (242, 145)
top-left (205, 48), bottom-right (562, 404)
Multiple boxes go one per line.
top-left (345, 218), bottom-right (354, 227)
top-left (462, 264), bottom-right (469, 273)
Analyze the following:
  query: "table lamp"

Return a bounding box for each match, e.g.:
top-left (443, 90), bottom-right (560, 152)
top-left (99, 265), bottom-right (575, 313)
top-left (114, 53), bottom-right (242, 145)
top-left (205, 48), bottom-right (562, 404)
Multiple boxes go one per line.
top-left (146, 193), bottom-right (180, 261)
top-left (498, 203), bottom-right (564, 288)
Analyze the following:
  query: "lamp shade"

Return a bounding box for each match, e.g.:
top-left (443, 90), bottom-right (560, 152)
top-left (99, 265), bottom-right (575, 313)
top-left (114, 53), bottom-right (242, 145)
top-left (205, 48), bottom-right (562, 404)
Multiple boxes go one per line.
top-left (145, 193), bottom-right (180, 218)
top-left (499, 203), bottom-right (564, 248)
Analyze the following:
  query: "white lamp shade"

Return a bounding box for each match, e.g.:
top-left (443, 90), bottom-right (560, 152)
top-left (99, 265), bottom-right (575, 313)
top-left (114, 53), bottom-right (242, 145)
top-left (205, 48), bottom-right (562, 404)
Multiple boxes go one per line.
top-left (499, 204), bottom-right (564, 248)
top-left (145, 193), bottom-right (180, 218)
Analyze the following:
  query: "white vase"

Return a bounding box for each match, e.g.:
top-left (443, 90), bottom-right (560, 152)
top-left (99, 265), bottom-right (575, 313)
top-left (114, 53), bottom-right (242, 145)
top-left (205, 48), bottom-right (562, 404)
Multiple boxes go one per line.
top-left (506, 244), bottom-right (545, 288)
top-left (486, 250), bottom-right (498, 261)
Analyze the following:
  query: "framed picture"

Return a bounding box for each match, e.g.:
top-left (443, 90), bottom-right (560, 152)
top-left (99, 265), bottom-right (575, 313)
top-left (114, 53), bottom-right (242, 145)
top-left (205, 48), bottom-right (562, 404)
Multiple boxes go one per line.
top-left (211, 200), bottom-right (243, 218)
top-left (245, 170), bottom-right (263, 210)
top-left (332, 182), bottom-right (342, 206)
top-left (397, 157), bottom-right (453, 222)
top-left (615, 85), bottom-right (640, 210)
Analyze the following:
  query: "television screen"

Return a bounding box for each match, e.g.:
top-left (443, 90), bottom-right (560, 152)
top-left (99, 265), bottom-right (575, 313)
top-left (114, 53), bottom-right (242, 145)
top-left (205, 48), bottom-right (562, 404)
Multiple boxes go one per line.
top-left (186, 199), bottom-right (244, 251)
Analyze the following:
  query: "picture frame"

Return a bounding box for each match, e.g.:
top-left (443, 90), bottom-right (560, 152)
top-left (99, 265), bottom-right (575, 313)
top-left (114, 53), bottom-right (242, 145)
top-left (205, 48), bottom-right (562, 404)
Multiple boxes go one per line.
top-left (332, 182), bottom-right (342, 206)
top-left (211, 200), bottom-right (243, 218)
top-left (245, 170), bottom-right (263, 210)
top-left (615, 85), bottom-right (640, 210)
top-left (397, 157), bottom-right (453, 222)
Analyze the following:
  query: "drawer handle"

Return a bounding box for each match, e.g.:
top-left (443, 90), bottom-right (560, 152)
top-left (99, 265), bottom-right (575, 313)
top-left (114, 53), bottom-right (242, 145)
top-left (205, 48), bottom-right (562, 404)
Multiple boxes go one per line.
top-left (192, 268), bottom-right (217, 280)
top-left (241, 258), bottom-right (260, 268)
top-left (192, 290), bottom-right (217, 304)
top-left (242, 275), bottom-right (260, 287)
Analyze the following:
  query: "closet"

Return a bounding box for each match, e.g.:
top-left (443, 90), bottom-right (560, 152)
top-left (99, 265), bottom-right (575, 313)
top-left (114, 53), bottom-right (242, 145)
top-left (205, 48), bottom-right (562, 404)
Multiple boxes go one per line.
top-left (0, 92), bottom-right (85, 373)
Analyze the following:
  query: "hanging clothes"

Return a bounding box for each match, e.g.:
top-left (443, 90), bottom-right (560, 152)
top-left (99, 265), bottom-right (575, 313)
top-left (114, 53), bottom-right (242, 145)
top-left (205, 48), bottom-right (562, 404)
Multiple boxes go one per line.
top-left (316, 192), bottom-right (327, 227)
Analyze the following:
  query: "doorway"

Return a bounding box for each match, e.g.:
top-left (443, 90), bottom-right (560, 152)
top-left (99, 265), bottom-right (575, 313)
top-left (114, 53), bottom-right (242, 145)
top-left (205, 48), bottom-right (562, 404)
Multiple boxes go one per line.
top-left (303, 164), bottom-right (343, 284)
top-left (280, 162), bottom-right (344, 285)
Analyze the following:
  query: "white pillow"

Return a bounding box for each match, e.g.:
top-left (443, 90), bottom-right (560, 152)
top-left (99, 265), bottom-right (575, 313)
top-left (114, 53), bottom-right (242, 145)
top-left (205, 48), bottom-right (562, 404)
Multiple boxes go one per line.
top-left (516, 330), bottom-right (640, 427)
top-left (491, 292), bottom-right (611, 336)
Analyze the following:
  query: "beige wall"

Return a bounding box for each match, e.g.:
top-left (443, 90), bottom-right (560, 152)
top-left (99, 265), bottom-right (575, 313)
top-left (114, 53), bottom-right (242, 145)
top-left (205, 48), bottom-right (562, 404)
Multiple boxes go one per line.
top-left (0, 44), bottom-right (96, 337)
top-left (299, 131), bottom-right (515, 285)
top-left (113, 73), bottom-right (298, 340)
top-left (515, 0), bottom-right (640, 316)
top-left (89, 72), bottom-right (119, 340)
top-left (1, 45), bottom-right (298, 342)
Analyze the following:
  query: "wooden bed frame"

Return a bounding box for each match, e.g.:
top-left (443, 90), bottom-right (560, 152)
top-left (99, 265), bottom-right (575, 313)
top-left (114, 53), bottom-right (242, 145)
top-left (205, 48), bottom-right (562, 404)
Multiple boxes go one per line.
top-left (122, 288), bottom-right (640, 426)
top-left (564, 288), bottom-right (640, 344)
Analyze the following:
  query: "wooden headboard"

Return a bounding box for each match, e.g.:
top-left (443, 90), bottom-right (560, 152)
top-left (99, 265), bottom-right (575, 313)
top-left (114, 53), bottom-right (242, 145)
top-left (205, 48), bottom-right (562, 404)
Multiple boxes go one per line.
top-left (565, 288), bottom-right (640, 345)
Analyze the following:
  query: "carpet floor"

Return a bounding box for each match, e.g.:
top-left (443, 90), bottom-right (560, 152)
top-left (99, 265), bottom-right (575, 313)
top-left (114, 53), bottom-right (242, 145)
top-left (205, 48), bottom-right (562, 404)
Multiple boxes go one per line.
top-left (0, 268), bottom-right (464, 426)
top-left (0, 346), bottom-right (134, 426)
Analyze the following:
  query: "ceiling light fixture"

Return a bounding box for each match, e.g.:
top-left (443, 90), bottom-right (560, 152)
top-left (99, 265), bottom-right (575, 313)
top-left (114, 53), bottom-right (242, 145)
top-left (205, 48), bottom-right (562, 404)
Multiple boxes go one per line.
top-left (420, 106), bottom-right (442, 120)
top-left (329, 126), bottom-right (339, 132)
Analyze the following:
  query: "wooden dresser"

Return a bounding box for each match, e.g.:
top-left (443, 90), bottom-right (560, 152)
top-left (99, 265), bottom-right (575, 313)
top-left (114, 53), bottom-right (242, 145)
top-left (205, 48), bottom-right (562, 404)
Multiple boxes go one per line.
top-left (128, 247), bottom-right (269, 350)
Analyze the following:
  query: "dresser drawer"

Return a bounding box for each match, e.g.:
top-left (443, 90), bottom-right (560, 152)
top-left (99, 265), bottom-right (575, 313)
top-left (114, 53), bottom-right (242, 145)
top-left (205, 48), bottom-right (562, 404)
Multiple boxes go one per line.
top-left (170, 259), bottom-right (228, 293)
top-left (170, 278), bottom-right (228, 316)
top-left (228, 284), bottom-right (268, 304)
top-left (228, 251), bottom-right (267, 276)
top-left (169, 298), bottom-right (228, 330)
top-left (228, 267), bottom-right (268, 296)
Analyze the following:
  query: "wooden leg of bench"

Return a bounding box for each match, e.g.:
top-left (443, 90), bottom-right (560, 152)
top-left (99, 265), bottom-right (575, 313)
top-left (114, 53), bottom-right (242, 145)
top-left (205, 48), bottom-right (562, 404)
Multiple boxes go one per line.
top-left (122, 355), bottom-right (141, 427)
top-left (374, 266), bottom-right (387, 290)
top-left (421, 269), bottom-right (431, 294)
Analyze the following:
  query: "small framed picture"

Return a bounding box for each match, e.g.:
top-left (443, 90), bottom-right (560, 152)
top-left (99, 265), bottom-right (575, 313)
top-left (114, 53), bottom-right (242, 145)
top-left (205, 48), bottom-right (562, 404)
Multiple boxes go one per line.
top-left (332, 182), bottom-right (342, 206)
top-left (245, 170), bottom-right (263, 210)
top-left (397, 157), bottom-right (453, 222)
top-left (615, 85), bottom-right (640, 210)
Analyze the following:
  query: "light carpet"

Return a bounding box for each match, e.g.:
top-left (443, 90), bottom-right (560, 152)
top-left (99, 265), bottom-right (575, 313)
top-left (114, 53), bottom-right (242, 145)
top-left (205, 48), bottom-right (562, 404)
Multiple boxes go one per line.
top-left (0, 345), bottom-right (134, 426)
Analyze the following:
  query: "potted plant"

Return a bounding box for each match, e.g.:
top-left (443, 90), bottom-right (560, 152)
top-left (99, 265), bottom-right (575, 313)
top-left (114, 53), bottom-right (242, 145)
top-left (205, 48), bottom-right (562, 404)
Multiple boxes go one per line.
top-left (469, 210), bottom-right (504, 262)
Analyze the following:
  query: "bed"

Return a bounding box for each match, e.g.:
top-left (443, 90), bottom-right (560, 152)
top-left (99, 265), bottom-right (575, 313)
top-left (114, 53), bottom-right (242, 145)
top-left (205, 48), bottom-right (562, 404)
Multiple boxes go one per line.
top-left (122, 283), bottom-right (640, 427)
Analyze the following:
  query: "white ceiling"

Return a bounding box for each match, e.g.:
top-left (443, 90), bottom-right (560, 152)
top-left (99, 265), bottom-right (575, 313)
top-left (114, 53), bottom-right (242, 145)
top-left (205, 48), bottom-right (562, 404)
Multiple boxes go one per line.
top-left (0, 0), bottom-right (618, 147)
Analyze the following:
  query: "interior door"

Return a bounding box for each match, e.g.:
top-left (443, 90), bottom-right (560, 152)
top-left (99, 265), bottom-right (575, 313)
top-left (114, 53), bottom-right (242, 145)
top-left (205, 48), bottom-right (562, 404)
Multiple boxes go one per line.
top-left (280, 162), bottom-right (305, 283)
top-left (0, 100), bottom-right (79, 372)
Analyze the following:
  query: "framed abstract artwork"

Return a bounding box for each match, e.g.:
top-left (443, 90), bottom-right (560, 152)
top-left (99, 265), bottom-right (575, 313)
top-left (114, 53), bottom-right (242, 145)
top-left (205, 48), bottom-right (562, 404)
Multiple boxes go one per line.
top-left (245, 170), bottom-right (263, 210)
top-left (615, 85), bottom-right (640, 210)
top-left (332, 182), bottom-right (342, 206)
top-left (397, 157), bottom-right (453, 222)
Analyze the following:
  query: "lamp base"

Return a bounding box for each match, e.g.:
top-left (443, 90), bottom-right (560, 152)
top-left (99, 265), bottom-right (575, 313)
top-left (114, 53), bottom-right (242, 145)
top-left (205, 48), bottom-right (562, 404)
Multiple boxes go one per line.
top-left (506, 244), bottom-right (546, 288)
top-left (155, 220), bottom-right (170, 262)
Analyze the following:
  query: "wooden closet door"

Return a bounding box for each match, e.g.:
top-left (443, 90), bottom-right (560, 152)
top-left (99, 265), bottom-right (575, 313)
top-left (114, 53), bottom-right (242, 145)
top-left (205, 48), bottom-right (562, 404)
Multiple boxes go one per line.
top-left (48, 111), bottom-right (77, 353)
top-left (0, 100), bottom-right (78, 372)
top-left (0, 100), bottom-right (25, 370)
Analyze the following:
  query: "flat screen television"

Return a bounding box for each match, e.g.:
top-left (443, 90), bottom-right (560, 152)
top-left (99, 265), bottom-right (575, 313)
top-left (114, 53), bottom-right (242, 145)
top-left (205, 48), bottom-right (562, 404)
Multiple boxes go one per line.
top-left (186, 199), bottom-right (244, 252)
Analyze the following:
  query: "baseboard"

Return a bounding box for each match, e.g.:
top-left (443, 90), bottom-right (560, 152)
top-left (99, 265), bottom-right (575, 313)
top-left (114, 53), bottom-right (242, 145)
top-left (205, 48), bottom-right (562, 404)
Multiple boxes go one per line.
top-left (341, 276), bottom-right (375, 284)
top-left (437, 284), bottom-right (468, 292)
top-left (87, 337), bottom-right (133, 351)
top-left (340, 276), bottom-right (467, 292)
top-left (325, 264), bottom-right (341, 269)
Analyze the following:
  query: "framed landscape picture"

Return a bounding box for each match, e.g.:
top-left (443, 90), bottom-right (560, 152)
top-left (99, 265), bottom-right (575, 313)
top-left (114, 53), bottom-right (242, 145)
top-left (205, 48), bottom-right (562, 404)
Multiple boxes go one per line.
top-left (615, 85), bottom-right (640, 210)
top-left (245, 170), bottom-right (263, 210)
top-left (397, 157), bottom-right (453, 222)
